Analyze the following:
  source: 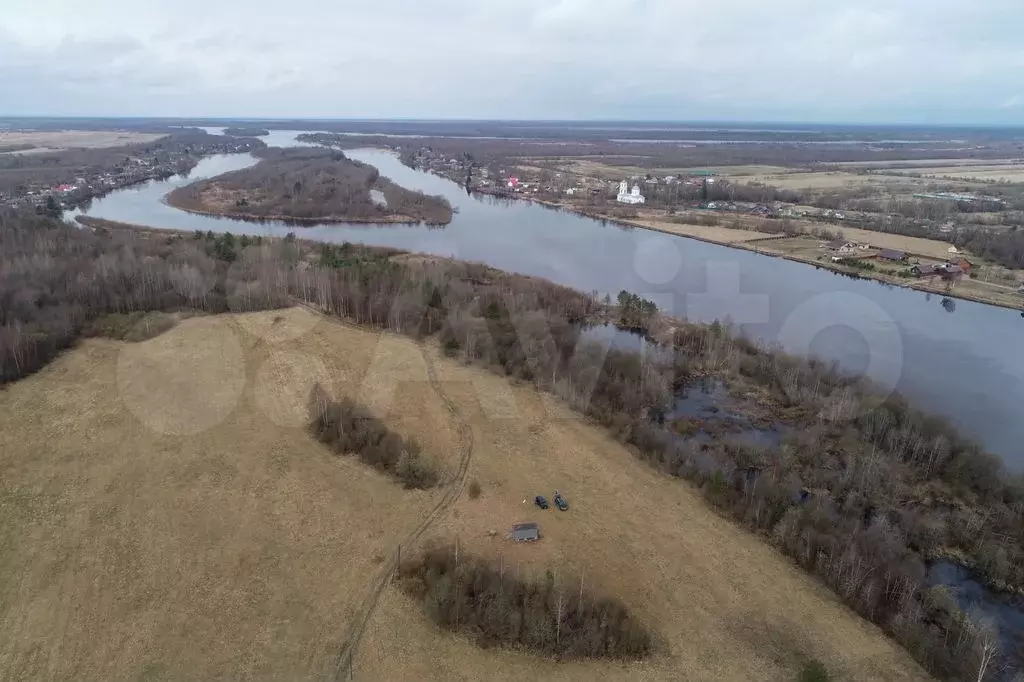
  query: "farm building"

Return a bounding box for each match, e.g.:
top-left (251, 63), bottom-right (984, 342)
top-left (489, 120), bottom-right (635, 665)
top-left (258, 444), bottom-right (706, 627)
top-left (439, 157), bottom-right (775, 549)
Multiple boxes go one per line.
top-left (511, 522), bottom-right (540, 542)
top-left (826, 239), bottom-right (855, 250)
top-left (951, 258), bottom-right (974, 273)
top-left (876, 249), bottom-right (907, 262)
top-left (934, 264), bottom-right (964, 280)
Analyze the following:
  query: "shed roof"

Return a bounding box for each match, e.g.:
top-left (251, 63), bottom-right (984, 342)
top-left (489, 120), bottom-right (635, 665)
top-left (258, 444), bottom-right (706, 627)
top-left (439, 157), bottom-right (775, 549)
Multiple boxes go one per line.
top-left (511, 522), bottom-right (540, 540)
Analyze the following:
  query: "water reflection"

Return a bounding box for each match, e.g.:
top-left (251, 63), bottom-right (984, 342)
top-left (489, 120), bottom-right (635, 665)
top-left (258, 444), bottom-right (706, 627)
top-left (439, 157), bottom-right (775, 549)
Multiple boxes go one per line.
top-left (929, 561), bottom-right (1024, 679)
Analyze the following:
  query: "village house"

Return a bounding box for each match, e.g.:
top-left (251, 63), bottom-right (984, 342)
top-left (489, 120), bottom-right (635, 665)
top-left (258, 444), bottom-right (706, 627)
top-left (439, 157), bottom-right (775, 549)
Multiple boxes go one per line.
top-left (826, 239), bottom-right (858, 254)
top-left (876, 249), bottom-right (907, 262)
top-left (933, 263), bottom-right (965, 279)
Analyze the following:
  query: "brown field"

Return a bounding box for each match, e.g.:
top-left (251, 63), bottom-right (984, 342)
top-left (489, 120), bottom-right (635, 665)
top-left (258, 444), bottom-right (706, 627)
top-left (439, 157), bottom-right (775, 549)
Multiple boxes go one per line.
top-left (0, 131), bottom-right (165, 154)
top-left (835, 158), bottom-right (1024, 168)
top-left (680, 164), bottom-right (795, 177)
top-left (0, 308), bottom-right (930, 681)
top-left (894, 164), bottom-right (1024, 183)
top-left (815, 225), bottom-right (965, 260)
top-left (628, 216), bottom-right (774, 243)
top-left (746, 170), bottom-right (926, 191)
top-left (542, 158), bottom-right (797, 181)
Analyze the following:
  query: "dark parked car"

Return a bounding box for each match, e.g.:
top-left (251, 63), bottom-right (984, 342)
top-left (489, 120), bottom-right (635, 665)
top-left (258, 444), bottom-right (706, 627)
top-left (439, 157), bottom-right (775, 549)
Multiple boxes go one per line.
top-left (553, 491), bottom-right (569, 511)
top-left (534, 495), bottom-right (549, 510)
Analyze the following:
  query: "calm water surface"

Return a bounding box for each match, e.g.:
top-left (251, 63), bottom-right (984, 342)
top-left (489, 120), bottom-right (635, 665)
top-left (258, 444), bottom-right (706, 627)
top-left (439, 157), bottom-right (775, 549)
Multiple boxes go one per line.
top-left (72, 131), bottom-right (1024, 466)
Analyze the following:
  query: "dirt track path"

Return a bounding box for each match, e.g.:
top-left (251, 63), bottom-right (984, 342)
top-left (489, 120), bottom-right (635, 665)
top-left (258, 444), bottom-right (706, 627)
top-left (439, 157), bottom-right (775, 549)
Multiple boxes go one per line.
top-left (292, 304), bottom-right (475, 681)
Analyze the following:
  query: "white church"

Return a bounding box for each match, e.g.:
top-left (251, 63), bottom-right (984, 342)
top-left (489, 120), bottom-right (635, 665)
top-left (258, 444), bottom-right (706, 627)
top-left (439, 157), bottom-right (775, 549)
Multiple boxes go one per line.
top-left (616, 180), bottom-right (645, 205)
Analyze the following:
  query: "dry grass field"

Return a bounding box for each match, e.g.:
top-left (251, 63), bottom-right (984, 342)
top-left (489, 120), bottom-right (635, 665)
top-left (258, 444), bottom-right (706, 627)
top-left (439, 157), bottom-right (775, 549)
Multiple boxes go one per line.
top-left (894, 164), bottom-right (1024, 183)
top-left (629, 214), bottom-right (774, 243)
top-left (815, 225), bottom-right (965, 260)
top-left (0, 308), bottom-right (930, 681)
top-left (835, 158), bottom-right (1023, 168)
top-left (541, 158), bottom-right (796, 181)
top-left (0, 131), bottom-right (165, 154)
top-left (746, 170), bottom-right (926, 191)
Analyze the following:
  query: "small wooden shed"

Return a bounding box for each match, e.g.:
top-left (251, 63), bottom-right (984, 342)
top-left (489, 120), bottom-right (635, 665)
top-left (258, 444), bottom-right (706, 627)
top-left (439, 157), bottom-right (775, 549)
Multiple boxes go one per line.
top-left (511, 522), bottom-right (540, 542)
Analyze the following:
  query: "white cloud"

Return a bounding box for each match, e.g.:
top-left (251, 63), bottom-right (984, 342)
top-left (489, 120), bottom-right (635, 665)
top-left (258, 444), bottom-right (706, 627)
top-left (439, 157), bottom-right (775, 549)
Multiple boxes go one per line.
top-left (1, 0), bottom-right (1022, 122)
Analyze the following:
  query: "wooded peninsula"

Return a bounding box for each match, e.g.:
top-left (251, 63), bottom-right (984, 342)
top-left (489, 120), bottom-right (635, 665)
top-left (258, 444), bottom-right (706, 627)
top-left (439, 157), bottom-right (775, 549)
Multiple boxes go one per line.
top-left (165, 147), bottom-right (453, 225)
top-left (222, 127), bottom-right (270, 137)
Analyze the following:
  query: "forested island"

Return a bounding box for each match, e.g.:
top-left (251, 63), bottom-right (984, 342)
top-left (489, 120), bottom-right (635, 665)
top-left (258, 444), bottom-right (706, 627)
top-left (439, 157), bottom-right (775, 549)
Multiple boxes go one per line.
top-left (223, 126), bottom-right (270, 137)
top-left (165, 147), bottom-right (453, 225)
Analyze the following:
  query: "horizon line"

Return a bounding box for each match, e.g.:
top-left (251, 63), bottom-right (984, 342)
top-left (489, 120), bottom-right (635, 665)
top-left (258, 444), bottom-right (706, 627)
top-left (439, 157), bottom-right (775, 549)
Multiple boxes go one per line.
top-left (3, 115), bottom-right (1024, 129)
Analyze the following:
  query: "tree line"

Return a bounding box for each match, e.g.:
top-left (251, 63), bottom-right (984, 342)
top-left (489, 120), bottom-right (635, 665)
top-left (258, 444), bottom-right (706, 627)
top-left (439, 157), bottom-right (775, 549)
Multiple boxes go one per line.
top-left (2, 207), bottom-right (1021, 679)
top-left (314, 132), bottom-right (1024, 169)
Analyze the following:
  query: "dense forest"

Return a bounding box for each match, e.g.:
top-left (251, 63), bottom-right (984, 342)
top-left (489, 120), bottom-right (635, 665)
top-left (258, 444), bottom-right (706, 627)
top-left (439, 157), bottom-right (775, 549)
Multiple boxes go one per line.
top-left (165, 147), bottom-right (453, 224)
top-left (2, 208), bottom-right (1022, 680)
top-left (398, 545), bottom-right (653, 659)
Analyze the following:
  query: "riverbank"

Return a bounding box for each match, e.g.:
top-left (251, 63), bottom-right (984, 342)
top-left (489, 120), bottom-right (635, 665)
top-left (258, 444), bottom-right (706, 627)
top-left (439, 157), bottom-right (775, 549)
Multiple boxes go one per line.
top-left (69, 144), bottom-right (1024, 468)
top-left (16, 206), bottom-right (1024, 680)
top-left (519, 196), bottom-right (1024, 313)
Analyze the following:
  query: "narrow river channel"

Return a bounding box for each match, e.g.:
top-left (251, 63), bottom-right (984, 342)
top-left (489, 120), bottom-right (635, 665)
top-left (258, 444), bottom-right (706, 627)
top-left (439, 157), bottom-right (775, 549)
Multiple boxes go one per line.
top-left (71, 130), bottom-right (1024, 468)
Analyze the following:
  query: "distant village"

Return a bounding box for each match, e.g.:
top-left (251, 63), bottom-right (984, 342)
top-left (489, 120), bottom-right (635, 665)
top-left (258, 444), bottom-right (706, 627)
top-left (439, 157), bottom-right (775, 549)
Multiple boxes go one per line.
top-left (0, 134), bottom-right (260, 213)
top-left (403, 145), bottom-right (887, 225)
top-left (404, 145), bottom-right (1006, 218)
top-left (402, 145), bottom-right (1020, 293)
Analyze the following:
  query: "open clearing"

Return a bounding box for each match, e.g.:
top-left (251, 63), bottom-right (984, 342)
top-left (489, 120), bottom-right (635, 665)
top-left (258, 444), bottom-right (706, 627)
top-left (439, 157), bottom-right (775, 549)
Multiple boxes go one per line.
top-left (891, 164), bottom-right (1024, 183)
top-left (0, 131), bottom-right (165, 154)
top-left (0, 308), bottom-right (929, 681)
top-left (542, 158), bottom-right (797, 181)
top-left (629, 214), bottom-right (774, 243)
top-left (745, 170), bottom-right (928, 191)
top-left (835, 158), bottom-right (1024, 168)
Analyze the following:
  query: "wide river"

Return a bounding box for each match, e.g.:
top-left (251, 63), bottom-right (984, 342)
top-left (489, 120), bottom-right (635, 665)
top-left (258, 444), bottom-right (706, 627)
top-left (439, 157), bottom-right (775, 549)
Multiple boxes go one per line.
top-left (72, 130), bottom-right (1024, 467)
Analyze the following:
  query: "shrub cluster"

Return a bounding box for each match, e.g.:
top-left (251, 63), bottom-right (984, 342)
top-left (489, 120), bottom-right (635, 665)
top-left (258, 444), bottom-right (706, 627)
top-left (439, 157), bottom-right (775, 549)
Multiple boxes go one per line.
top-left (399, 545), bottom-right (652, 660)
top-left (308, 389), bottom-right (438, 489)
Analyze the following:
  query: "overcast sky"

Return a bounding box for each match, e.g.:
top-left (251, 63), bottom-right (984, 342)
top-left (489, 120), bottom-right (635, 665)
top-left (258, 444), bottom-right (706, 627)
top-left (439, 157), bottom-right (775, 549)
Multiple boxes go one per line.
top-left (2, 0), bottom-right (1022, 123)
